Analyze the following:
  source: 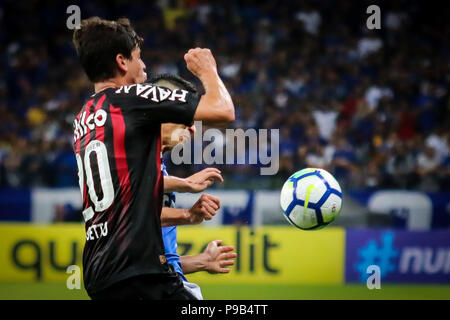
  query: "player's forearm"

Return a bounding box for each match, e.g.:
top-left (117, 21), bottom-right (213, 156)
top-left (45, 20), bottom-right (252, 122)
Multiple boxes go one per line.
top-left (180, 253), bottom-right (208, 274)
top-left (160, 207), bottom-right (191, 227)
top-left (195, 71), bottom-right (235, 126)
top-left (163, 175), bottom-right (189, 193)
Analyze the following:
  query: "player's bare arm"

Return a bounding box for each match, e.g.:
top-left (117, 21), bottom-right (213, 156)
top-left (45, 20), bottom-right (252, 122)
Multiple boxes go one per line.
top-left (184, 48), bottom-right (235, 126)
top-left (161, 193), bottom-right (220, 227)
top-left (164, 168), bottom-right (223, 193)
top-left (180, 240), bottom-right (237, 274)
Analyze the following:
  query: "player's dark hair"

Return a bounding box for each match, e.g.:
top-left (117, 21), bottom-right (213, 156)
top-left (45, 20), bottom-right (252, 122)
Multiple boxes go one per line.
top-left (149, 74), bottom-right (197, 93)
top-left (73, 17), bottom-right (143, 83)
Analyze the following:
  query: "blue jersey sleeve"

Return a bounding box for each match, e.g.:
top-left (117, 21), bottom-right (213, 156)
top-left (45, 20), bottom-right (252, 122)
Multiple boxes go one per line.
top-left (161, 163), bottom-right (187, 281)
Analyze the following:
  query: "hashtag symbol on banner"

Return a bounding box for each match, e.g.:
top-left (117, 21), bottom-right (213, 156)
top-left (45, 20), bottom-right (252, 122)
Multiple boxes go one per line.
top-left (356, 232), bottom-right (398, 282)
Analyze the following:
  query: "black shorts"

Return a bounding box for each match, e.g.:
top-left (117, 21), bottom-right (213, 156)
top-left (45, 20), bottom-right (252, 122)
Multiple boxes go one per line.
top-left (89, 273), bottom-right (197, 300)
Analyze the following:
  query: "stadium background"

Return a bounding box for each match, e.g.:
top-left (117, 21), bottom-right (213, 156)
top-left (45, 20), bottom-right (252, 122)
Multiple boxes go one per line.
top-left (0, 0), bottom-right (449, 299)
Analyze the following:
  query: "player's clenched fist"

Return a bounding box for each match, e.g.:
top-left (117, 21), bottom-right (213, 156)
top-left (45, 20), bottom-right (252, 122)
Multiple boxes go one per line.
top-left (184, 48), bottom-right (217, 79)
top-left (187, 193), bottom-right (220, 224)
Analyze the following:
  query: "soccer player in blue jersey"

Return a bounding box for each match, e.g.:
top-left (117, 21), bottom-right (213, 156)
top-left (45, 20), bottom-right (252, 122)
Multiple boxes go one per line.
top-left (153, 74), bottom-right (237, 299)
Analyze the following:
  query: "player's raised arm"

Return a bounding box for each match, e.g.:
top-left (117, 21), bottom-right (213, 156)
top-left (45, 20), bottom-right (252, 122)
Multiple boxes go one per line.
top-left (184, 48), bottom-right (235, 126)
top-left (164, 168), bottom-right (223, 193)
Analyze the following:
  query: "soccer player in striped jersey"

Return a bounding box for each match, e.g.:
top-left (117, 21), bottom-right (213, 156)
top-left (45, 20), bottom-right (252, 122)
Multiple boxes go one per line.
top-left (153, 74), bottom-right (237, 299)
top-left (71, 17), bottom-right (234, 299)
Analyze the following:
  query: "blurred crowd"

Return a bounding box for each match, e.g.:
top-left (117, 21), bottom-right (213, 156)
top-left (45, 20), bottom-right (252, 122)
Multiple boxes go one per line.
top-left (0, 0), bottom-right (449, 191)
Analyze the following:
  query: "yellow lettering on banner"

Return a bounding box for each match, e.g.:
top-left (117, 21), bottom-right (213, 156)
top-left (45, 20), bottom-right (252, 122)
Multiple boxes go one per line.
top-left (0, 223), bottom-right (85, 282)
top-left (0, 224), bottom-right (345, 285)
top-left (179, 226), bottom-right (345, 285)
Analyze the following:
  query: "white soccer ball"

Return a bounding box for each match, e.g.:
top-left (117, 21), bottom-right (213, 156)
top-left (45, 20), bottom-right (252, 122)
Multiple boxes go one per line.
top-left (280, 168), bottom-right (342, 230)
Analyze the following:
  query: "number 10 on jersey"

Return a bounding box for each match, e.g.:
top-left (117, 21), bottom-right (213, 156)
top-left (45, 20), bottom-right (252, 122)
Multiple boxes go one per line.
top-left (76, 140), bottom-right (114, 222)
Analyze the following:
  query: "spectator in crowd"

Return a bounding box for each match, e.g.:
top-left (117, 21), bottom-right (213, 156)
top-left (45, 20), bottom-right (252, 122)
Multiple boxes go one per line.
top-left (305, 143), bottom-right (328, 170)
top-left (415, 145), bottom-right (441, 191)
top-left (330, 136), bottom-right (358, 188)
top-left (385, 141), bottom-right (417, 189)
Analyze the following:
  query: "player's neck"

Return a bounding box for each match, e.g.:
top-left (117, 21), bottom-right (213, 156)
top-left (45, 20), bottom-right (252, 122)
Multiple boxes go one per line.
top-left (94, 78), bottom-right (130, 93)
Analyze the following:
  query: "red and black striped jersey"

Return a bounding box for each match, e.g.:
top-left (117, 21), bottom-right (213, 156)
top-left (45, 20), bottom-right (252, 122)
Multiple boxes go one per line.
top-left (72, 83), bottom-right (199, 295)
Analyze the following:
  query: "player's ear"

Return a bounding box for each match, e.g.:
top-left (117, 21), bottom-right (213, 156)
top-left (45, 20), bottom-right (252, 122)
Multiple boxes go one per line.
top-left (116, 53), bottom-right (128, 73)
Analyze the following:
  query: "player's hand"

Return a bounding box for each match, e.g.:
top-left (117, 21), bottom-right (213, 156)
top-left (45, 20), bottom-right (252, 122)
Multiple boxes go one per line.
top-left (187, 193), bottom-right (220, 224)
top-left (184, 48), bottom-right (218, 79)
top-left (184, 168), bottom-right (223, 193)
top-left (202, 240), bottom-right (237, 274)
